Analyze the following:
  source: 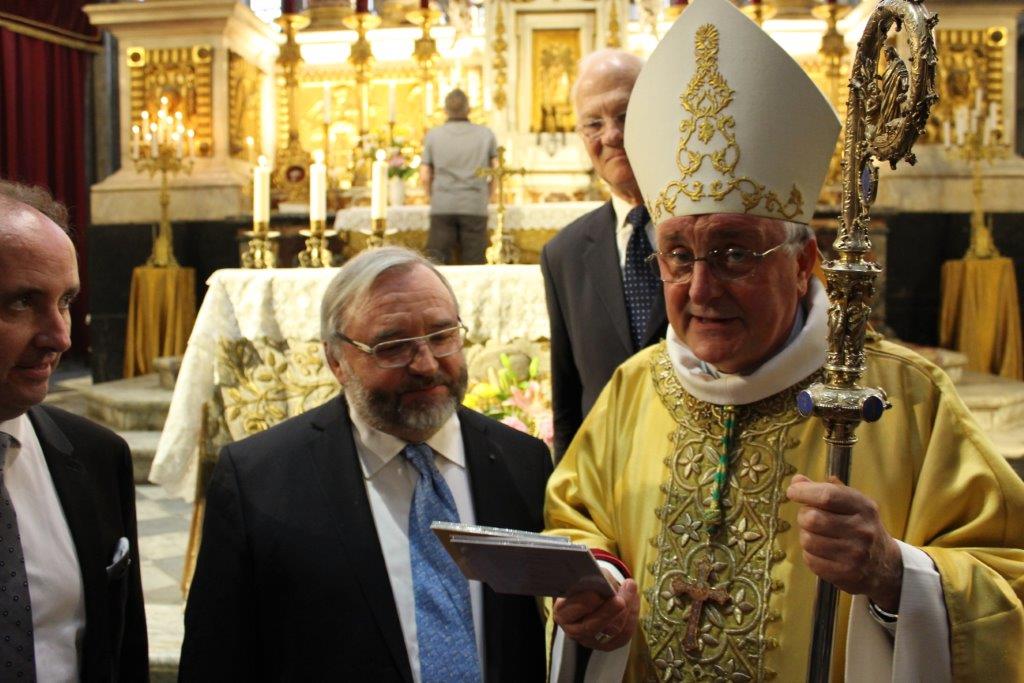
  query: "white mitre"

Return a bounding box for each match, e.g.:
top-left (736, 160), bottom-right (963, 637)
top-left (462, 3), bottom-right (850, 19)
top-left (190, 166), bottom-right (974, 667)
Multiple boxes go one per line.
top-left (624, 0), bottom-right (840, 226)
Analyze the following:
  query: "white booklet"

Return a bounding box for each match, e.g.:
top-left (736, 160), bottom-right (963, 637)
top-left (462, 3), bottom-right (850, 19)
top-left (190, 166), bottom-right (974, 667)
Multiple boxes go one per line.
top-left (431, 522), bottom-right (614, 598)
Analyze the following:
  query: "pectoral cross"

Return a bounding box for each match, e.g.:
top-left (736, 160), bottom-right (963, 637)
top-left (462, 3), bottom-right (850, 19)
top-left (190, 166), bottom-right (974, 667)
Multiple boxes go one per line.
top-left (670, 557), bottom-right (731, 652)
top-left (476, 146), bottom-right (526, 264)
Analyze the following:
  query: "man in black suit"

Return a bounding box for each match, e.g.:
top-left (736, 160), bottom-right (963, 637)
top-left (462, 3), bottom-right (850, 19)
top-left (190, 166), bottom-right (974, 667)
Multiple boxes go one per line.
top-left (181, 246), bottom-right (552, 681)
top-left (541, 49), bottom-right (668, 459)
top-left (0, 181), bottom-right (148, 681)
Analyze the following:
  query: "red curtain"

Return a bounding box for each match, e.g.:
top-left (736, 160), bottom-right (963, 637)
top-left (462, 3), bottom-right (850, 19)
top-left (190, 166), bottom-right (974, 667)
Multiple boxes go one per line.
top-left (0, 13), bottom-right (96, 355)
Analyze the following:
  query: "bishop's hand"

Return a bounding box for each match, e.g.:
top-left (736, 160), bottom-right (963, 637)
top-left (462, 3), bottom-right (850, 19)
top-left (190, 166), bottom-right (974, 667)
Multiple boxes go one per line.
top-left (787, 474), bottom-right (904, 613)
top-left (553, 573), bottom-right (639, 652)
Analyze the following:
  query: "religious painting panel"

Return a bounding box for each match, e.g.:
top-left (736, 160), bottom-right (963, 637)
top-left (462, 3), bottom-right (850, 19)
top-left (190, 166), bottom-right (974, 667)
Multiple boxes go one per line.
top-left (228, 51), bottom-right (265, 163)
top-left (127, 45), bottom-right (214, 157)
top-left (529, 29), bottom-right (581, 134)
top-left (927, 27), bottom-right (1007, 144)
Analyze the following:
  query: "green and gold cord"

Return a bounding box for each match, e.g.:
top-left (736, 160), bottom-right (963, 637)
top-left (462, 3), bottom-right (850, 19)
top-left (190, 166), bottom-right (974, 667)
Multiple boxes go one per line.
top-left (704, 405), bottom-right (736, 532)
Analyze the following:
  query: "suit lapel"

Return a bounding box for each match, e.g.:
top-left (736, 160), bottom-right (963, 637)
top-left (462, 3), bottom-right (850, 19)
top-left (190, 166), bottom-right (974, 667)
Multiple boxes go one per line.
top-left (643, 288), bottom-right (669, 348)
top-left (306, 399), bottom-right (414, 683)
top-left (582, 202), bottom-right (635, 354)
top-left (27, 406), bottom-right (108, 679)
top-left (460, 409), bottom-right (533, 680)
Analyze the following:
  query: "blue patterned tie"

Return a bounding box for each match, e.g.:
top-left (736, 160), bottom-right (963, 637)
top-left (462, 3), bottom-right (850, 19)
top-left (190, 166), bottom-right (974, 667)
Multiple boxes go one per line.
top-left (402, 443), bottom-right (480, 683)
top-left (0, 432), bottom-right (35, 681)
top-left (622, 204), bottom-right (660, 350)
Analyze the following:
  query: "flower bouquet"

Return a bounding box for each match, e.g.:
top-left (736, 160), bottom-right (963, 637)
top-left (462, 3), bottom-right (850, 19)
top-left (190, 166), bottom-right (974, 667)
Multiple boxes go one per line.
top-left (463, 354), bottom-right (554, 448)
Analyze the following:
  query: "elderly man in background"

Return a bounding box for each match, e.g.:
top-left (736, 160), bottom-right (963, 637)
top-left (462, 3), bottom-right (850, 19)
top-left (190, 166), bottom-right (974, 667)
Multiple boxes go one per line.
top-left (541, 49), bottom-right (668, 460)
top-left (545, 1), bottom-right (1024, 681)
top-left (181, 246), bottom-right (551, 681)
top-left (0, 180), bottom-right (148, 682)
top-left (421, 89), bottom-right (498, 265)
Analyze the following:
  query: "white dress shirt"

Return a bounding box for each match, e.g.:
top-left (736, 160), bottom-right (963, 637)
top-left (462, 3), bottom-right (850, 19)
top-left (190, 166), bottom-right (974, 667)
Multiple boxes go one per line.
top-left (347, 408), bottom-right (484, 683)
top-left (0, 414), bottom-right (85, 683)
top-left (611, 194), bottom-right (656, 271)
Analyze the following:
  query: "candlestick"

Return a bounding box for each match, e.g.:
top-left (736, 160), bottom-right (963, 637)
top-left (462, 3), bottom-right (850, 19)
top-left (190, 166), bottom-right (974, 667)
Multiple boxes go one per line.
top-left (310, 150), bottom-right (327, 222)
top-left (370, 149), bottom-right (388, 220)
top-left (131, 125), bottom-right (141, 160)
top-left (243, 155), bottom-right (278, 269)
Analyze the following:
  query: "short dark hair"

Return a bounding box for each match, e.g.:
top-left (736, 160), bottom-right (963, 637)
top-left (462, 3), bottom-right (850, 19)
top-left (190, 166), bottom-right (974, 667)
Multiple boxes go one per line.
top-left (0, 180), bottom-right (72, 235)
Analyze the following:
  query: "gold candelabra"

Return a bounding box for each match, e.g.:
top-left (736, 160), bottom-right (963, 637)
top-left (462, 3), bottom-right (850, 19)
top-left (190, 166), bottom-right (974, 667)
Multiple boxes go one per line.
top-left (132, 96), bottom-right (195, 268)
top-left (945, 97), bottom-right (1008, 259)
top-left (367, 217), bottom-right (388, 248)
top-left (241, 221), bottom-right (279, 269)
top-left (298, 219), bottom-right (335, 267)
top-left (408, 5), bottom-right (442, 133)
top-left (741, 0), bottom-right (776, 26)
top-left (343, 11), bottom-right (381, 187)
top-left (273, 12), bottom-right (313, 204)
top-left (796, 1), bottom-right (938, 681)
top-left (476, 146), bottom-right (526, 264)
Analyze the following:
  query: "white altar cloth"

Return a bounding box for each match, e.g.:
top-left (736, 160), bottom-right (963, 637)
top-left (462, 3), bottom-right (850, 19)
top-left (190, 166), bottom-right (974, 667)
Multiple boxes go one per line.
top-left (333, 201), bottom-right (603, 233)
top-left (149, 265), bottom-right (549, 500)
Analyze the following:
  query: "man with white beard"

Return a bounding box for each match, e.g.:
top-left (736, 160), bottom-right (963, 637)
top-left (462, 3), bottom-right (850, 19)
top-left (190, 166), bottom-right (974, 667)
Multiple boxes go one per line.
top-left (181, 247), bottom-right (552, 682)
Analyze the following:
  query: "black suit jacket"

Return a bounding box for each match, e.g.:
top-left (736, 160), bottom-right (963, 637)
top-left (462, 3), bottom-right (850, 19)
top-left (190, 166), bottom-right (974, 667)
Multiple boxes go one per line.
top-left (26, 405), bottom-right (148, 683)
top-left (180, 398), bottom-right (552, 682)
top-left (541, 202), bottom-right (668, 458)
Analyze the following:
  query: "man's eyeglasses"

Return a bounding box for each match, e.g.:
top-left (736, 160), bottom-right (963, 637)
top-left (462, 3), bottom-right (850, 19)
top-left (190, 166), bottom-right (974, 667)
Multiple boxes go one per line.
top-left (645, 240), bottom-right (794, 284)
top-left (576, 112), bottom-right (627, 141)
top-left (334, 323), bottom-right (467, 369)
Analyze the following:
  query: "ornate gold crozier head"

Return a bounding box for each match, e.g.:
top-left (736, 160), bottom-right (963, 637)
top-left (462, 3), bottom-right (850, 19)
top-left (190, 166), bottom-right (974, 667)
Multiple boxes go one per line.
top-left (624, 0), bottom-right (841, 226)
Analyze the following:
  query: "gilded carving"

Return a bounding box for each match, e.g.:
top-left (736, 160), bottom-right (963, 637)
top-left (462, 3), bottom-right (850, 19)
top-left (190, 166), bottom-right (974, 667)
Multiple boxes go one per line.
top-left (643, 348), bottom-right (815, 682)
top-left (530, 30), bottom-right (579, 134)
top-left (929, 27), bottom-right (1006, 144)
top-left (228, 51), bottom-right (264, 162)
top-left (652, 24), bottom-right (803, 223)
top-left (127, 45), bottom-right (213, 157)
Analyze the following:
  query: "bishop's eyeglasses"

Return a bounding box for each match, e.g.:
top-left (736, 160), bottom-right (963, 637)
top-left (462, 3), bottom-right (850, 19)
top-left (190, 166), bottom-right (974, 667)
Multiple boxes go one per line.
top-left (645, 240), bottom-right (792, 284)
top-left (334, 323), bottom-right (467, 369)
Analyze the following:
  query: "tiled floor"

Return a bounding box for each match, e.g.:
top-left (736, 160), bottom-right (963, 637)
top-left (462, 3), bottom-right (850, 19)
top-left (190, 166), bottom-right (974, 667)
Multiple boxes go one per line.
top-left (136, 485), bottom-right (190, 673)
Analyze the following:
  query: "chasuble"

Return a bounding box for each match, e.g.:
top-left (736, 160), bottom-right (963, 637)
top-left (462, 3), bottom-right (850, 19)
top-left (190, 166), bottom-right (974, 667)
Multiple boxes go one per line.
top-left (545, 339), bottom-right (1024, 681)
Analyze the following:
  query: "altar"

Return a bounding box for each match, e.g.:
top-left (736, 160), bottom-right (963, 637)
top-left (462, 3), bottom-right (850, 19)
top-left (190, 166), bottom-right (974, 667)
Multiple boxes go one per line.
top-left (333, 201), bottom-right (601, 262)
top-left (149, 264), bottom-right (550, 501)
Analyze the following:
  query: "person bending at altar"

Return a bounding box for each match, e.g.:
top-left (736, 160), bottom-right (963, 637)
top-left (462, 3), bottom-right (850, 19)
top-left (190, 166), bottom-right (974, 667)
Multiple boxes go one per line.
top-left (544, 1), bottom-right (1024, 681)
top-left (541, 49), bottom-right (668, 461)
top-left (180, 246), bottom-right (551, 681)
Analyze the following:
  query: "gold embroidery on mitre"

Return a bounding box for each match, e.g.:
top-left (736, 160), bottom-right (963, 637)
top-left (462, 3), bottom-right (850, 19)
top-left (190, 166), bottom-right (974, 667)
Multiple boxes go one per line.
top-left (641, 347), bottom-right (817, 681)
top-left (650, 24), bottom-right (804, 223)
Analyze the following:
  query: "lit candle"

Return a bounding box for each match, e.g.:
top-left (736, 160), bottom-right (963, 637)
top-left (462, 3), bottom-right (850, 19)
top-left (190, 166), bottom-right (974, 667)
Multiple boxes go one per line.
top-left (246, 135), bottom-right (255, 165)
top-left (322, 83), bottom-right (332, 124)
top-left (253, 156), bottom-right (270, 223)
top-left (370, 149), bottom-right (388, 220)
top-left (310, 150), bottom-right (327, 222)
top-left (131, 124), bottom-right (141, 160)
top-left (173, 132), bottom-right (183, 159)
top-left (149, 123), bottom-right (159, 156)
top-left (942, 119), bottom-right (951, 148)
top-left (187, 129), bottom-right (196, 157)
top-left (388, 83), bottom-right (397, 123)
top-left (975, 88), bottom-right (984, 113)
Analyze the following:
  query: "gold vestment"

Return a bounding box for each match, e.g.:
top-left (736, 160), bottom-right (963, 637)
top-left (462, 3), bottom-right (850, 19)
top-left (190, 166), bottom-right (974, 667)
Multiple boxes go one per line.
top-left (545, 339), bottom-right (1024, 681)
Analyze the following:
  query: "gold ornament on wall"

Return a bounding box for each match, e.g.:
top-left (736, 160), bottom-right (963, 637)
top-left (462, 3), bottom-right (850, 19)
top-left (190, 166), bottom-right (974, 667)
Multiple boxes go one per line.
top-left (492, 0), bottom-right (508, 110)
top-left (127, 45), bottom-right (213, 157)
top-left (928, 27), bottom-right (1006, 144)
top-left (530, 30), bottom-right (579, 135)
top-left (228, 52), bottom-right (264, 162)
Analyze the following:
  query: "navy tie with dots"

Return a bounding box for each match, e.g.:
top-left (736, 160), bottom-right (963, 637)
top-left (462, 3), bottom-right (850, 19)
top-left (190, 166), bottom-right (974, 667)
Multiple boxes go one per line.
top-left (402, 443), bottom-right (480, 683)
top-left (0, 432), bottom-right (34, 682)
top-left (622, 204), bottom-right (659, 351)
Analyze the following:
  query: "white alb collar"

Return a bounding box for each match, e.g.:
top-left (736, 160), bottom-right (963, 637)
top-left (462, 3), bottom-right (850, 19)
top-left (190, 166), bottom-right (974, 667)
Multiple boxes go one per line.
top-left (666, 278), bottom-right (828, 406)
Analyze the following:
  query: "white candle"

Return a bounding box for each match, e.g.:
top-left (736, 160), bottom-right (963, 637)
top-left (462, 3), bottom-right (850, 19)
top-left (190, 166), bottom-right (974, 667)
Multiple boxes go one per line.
top-left (388, 83), bottom-right (397, 123)
top-left (322, 83), bottom-right (332, 124)
top-left (975, 88), bottom-right (984, 113)
top-left (370, 149), bottom-right (388, 220)
top-left (187, 129), bottom-right (196, 158)
top-left (173, 132), bottom-right (183, 159)
top-left (943, 119), bottom-right (951, 148)
top-left (131, 124), bottom-right (141, 160)
top-left (246, 135), bottom-right (255, 165)
top-left (253, 156), bottom-right (270, 223)
top-left (149, 124), bottom-right (159, 156)
top-left (983, 118), bottom-right (991, 146)
top-left (310, 150), bottom-right (327, 222)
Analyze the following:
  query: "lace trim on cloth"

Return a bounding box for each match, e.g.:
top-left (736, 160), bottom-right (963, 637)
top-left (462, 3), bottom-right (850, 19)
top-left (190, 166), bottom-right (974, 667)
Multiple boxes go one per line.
top-left (640, 346), bottom-right (820, 682)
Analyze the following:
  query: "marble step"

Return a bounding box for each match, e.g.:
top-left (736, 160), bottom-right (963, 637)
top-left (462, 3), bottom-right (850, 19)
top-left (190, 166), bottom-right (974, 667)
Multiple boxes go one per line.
top-left (118, 430), bottom-right (161, 484)
top-left (62, 374), bottom-right (173, 432)
top-left (956, 371), bottom-right (1024, 432)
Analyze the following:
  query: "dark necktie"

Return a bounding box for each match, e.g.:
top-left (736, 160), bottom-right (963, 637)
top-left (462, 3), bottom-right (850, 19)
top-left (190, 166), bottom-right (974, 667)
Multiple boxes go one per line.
top-left (402, 443), bottom-right (480, 682)
top-left (622, 204), bottom-right (660, 350)
top-left (0, 432), bottom-right (35, 681)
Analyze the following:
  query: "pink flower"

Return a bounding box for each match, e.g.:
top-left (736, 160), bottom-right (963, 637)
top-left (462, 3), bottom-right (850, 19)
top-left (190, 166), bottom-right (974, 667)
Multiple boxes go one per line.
top-left (536, 415), bottom-right (554, 447)
top-left (500, 416), bottom-right (529, 434)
